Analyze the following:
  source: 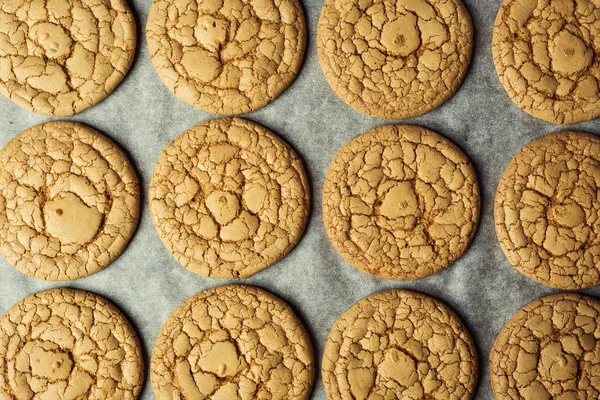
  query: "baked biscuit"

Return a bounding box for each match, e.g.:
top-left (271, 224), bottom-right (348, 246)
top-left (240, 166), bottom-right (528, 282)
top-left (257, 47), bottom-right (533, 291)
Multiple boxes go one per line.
top-left (149, 117), bottom-right (309, 278)
top-left (493, 0), bottom-right (600, 124)
top-left (0, 288), bottom-right (144, 399)
top-left (323, 289), bottom-right (478, 399)
top-left (151, 284), bottom-right (314, 399)
top-left (146, 0), bottom-right (306, 114)
top-left (317, 0), bottom-right (473, 119)
top-left (0, 121), bottom-right (140, 281)
top-left (323, 124), bottom-right (479, 280)
top-left (495, 131), bottom-right (600, 289)
top-left (0, 0), bottom-right (136, 116)
top-left (491, 293), bottom-right (600, 399)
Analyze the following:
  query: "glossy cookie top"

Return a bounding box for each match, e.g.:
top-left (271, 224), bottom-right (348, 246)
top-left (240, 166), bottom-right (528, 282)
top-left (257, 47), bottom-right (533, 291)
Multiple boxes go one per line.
top-left (317, 0), bottom-right (473, 118)
top-left (495, 131), bottom-right (600, 289)
top-left (0, 121), bottom-right (140, 281)
top-left (0, 0), bottom-right (136, 116)
top-left (323, 124), bottom-right (479, 280)
top-left (151, 285), bottom-right (314, 399)
top-left (149, 117), bottom-right (309, 278)
top-left (493, 0), bottom-right (600, 124)
top-left (146, 0), bottom-right (306, 114)
top-left (0, 288), bottom-right (144, 399)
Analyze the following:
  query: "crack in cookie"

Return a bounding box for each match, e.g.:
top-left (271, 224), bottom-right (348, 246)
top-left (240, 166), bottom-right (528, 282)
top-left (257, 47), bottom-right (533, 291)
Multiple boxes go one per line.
top-left (0, 0), bottom-right (136, 116)
top-left (492, 0), bottom-right (600, 124)
top-left (149, 117), bottom-right (309, 278)
top-left (495, 131), bottom-right (600, 289)
top-left (146, 0), bottom-right (306, 115)
top-left (322, 124), bottom-right (479, 280)
top-left (150, 285), bottom-right (314, 400)
top-left (0, 288), bottom-right (144, 399)
top-left (491, 293), bottom-right (600, 399)
top-left (317, 0), bottom-right (473, 119)
top-left (322, 289), bottom-right (478, 400)
top-left (0, 121), bottom-right (140, 281)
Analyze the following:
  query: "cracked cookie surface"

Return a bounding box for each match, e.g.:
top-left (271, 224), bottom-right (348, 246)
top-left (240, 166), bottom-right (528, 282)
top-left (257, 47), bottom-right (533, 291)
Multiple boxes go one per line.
top-left (150, 284), bottom-right (314, 400)
top-left (149, 117), bottom-right (309, 278)
top-left (146, 0), bottom-right (306, 115)
top-left (0, 121), bottom-right (140, 281)
top-left (492, 0), bottom-right (600, 124)
top-left (322, 289), bottom-right (478, 400)
top-left (317, 0), bottom-right (473, 119)
top-left (0, 0), bottom-right (136, 116)
top-left (0, 288), bottom-right (144, 399)
top-left (323, 124), bottom-right (479, 280)
top-left (495, 131), bottom-right (600, 289)
top-left (490, 293), bottom-right (600, 400)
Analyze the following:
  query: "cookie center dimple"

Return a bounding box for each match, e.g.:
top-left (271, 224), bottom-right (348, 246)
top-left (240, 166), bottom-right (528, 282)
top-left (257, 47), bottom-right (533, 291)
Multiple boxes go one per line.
top-left (29, 345), bottom-right (73, 380)
top-left (549, 202), bottom-right (585, 228)
top-left (540, 341), bottom-right (578, 382)
top-left (380, 14), bottom-right (421, 57)
top-left (30, 22), bottom-right (72, 59)
top-left (43, 192), bottom-right (103, 245)
top-left (550, 30), bottom-right (592, 75)
top-left (181, 47), bottom-right (222, 83)
top-left (195, 15), bottom-right (229, 51)
top-left (206, 190), bottom-right (240, 225)
top-left (379, 181), bottom-right (418, 219)
top-left (377, 348), bottom-right (418, 386)
top-left (197, 341), bottom-right (243, 378)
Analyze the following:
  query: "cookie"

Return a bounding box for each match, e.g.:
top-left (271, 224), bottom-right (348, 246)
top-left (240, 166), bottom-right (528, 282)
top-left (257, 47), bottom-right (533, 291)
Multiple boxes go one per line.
top-left (323, 289), bottom-right (478, 399)
top-left (0, 288), bottom-right (144, 399)
top-left (151, 284), bottom-right (314, 399)
top-left (492, 0), bottom-right (600, 124)
top-left (317, 0), bottom-right (473, 119)
top-left (0, 121), bottom-right (140, 281)
top-left (323, 124), bottom-right (479, 280)
top-left (495, 131), bottom-right (600, 289)
top-left (146, 0), bottom-right (306, 115)
top-left (0, 0), bottom-right (136, 116)
top-left (491, 293), bottom-right (600, 399)
top-left (149, 117), bottom-right (309, 278)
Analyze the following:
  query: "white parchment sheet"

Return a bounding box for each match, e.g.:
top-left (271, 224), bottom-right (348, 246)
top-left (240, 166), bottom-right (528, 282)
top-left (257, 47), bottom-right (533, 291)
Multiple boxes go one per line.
top-left (1, 1), bottom-right (600, 399)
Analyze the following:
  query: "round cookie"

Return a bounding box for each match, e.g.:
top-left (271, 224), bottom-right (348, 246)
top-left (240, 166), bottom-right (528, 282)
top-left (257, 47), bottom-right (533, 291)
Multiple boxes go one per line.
top-left (146, 0), bottom-right (306, 115)
top-left (0, 0), bottom-right (136, 116)
top-left (0, 121), bottom-right (140, 281)
top-left (317, 0), bottom-right (473, 119)
top-left (322, 124), bottom-right (479, 280)
top-left (151, 284), bottom-right (314, 399)
top-left (0, 288), bottom-right (144, 399)
top-left (495, 131), bottom-right (600, 289)
top-left (323, 289), bottom-right (478, 399)
top-left (149, 117), bottom-right (309, 278)
top-left (492, 0), bottom-right (600, 124)
top-left (490, 293), bottom-right (600, 399)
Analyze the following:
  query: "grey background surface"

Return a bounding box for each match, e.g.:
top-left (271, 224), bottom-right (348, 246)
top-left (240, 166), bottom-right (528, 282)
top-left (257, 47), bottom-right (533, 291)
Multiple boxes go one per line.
top-left (1, 0), bottom-right (599, 399)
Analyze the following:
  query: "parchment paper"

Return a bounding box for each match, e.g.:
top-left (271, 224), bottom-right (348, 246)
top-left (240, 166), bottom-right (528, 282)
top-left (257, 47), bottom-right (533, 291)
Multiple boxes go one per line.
top-left (1, 0), bottom-right (600, 399)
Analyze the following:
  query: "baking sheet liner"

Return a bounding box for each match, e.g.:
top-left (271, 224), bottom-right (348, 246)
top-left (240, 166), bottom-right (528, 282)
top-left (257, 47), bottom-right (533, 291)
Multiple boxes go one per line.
top-left (1, 0), bottom-right (599, 399)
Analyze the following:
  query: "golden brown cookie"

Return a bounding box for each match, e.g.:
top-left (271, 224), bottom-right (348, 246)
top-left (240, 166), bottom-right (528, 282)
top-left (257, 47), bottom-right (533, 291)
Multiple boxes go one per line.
top-left (149, 117), bottom-right (309, 278)
top-left (0, 0), bottom-right (136, 116)
top-left (146, 0), bottom-right (306, 115)
top-left (495, 131), bottom-right (600, 289)
top-left (317, 0), bottom-right (473, 119)
top-left (492, 0), bottom-right (600, 124)
top-left (0, 288), bottom-right (144, 399)
top-left (323, 289), bottom-right (478, 399)
top-left (0, 121), bottom-right (140, 281)
top-left (490, 293), bottom-right (600, 399)
top-left (322, 124), bottom-right (479, 280)
top-left (151, 284), bottom-right (314, 399)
